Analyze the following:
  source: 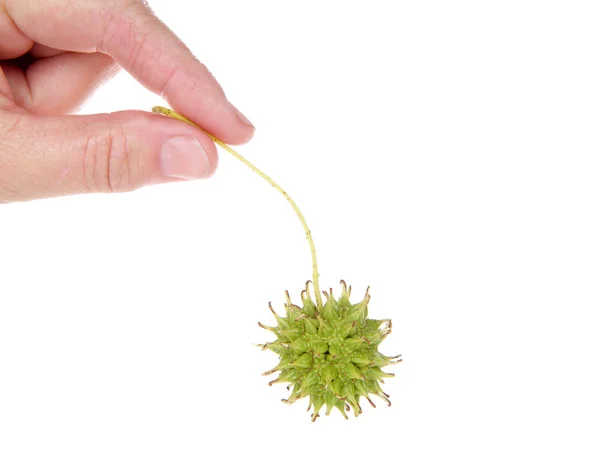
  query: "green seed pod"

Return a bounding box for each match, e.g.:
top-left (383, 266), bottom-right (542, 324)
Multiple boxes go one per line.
top-left (260, 281), bottom-right (401, 421)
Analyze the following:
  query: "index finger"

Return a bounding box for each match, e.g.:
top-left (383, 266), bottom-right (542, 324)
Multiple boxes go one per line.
top-left (5, 0), bottom-right (255, 144)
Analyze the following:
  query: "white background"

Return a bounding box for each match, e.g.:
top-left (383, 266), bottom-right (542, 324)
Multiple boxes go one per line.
top-left (1, 1), bottom-right (600, 462)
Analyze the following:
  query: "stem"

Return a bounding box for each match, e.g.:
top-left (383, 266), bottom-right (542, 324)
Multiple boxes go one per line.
top-left (152, 106), bottom-right (323, 309)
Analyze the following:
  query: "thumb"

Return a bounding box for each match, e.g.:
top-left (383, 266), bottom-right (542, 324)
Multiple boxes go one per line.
top-left (0, 110), bottom-right (218, 203)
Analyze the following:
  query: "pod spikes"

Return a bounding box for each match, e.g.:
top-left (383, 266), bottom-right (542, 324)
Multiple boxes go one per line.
top-left (258, 285), bottom-right (401, 421)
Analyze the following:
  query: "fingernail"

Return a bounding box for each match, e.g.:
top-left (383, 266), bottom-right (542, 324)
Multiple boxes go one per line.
top-left (160, 136), bottom-right (211, 179)
top-left (233, 106), bottom-right (255, 129)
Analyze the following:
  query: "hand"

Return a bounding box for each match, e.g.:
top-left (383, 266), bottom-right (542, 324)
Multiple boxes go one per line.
top-left (0, 0), bottom-right (254, 203)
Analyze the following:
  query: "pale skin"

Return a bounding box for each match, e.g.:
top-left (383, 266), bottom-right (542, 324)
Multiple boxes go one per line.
top-left (0, 0), bottom-right (255, 203)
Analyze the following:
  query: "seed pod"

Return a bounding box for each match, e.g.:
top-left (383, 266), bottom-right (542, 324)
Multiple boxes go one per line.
top-left (260, 282), bottom-right (400, 421)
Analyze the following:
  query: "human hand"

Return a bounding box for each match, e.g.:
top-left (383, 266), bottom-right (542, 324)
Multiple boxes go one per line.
top-left (0, 0), bottom-right (254, 203)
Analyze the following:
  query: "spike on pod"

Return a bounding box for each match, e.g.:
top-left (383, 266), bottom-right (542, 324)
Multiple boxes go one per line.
top-left (340, 279), bottom-right (347, 293)
top-left (258, 322), bottom-right (278, 333)
top-left (339, 280), bottom-right (353, 300)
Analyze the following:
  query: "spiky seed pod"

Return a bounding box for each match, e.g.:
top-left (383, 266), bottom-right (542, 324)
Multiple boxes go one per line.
top-left (258, 280), bottom-right (401, 421)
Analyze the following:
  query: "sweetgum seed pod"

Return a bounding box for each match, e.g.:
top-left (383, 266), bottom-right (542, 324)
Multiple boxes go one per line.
top-left (260, 282), bottom-right (401, 421)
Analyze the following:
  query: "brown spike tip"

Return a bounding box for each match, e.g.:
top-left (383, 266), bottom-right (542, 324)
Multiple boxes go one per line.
top-left (262, 367), bottom-right (279, 376)
top-left (340, 279), bottom-right (347, 292)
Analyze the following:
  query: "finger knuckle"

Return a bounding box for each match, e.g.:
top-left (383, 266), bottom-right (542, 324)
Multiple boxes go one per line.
top-left (82, 126), bottom-right (136, 194)
top-left (99, 0), bottom-right (154, 60)
top-left (0, 113), bottom-right (27, 202)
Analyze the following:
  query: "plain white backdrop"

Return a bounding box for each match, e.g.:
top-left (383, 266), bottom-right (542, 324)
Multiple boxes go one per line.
top-left (1, 1), bottom-right (600, 461)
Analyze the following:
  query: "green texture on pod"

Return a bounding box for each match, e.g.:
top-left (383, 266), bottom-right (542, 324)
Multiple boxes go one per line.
top-left (259, 280), bottom-right (401, 421)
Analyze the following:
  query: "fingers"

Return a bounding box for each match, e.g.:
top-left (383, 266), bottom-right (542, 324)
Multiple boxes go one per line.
top-left (0, 68), bottom-right (16, 104)
top-left (5, 0), bottom-right (255, 144)
top-left (3, 52), bottom-right (120, 114)
top-left (100, 5), bottom-right (255, 145)
top-left (0, 5), bottom-right (33, 59)
top-left (0, 109), bottom-right (219, 203)
top-left (29, 44), bottom-right (66, 59)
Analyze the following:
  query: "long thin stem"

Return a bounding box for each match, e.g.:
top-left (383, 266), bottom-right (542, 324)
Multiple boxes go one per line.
top-left (152, 106), bottom-right (323, 309)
